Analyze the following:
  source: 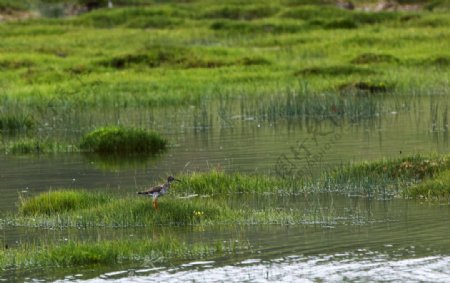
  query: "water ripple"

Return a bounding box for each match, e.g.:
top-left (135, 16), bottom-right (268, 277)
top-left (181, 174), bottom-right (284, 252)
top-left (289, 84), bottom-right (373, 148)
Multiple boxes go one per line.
top-left (71, 253), bottom-right (450, 283)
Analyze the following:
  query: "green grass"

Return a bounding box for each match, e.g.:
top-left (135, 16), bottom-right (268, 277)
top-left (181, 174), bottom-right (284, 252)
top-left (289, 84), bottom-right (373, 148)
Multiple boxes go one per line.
top-left (406, 169), bottom-right (450, 200)
top-left (325, 154), bottom-right (450, 197)
top-left (177, 170), bottom-right (289, 195)
top-left (331, 154), bottom-right (450, 181)
top-left (0, 115), bottom-right (35, 133)
top-left (15, 189), bottom-right (232, 227)
top-left (79, 126), bottom-right (167, 154)
top-left (0, 236), bottom-right (244, 269)
top-left (1, 139), bottom-right (77, 154)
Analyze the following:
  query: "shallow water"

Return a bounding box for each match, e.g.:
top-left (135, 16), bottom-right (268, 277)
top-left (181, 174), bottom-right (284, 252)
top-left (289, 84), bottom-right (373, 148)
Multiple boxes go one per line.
top-left (1, 95), bottom-right (450, 281)
top-left (3, 196), bottom-right (450, 282)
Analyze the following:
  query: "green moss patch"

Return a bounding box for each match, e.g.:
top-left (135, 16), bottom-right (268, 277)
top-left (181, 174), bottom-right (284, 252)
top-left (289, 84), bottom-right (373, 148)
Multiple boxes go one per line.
top-left (79, 127), bottom-right (167, 154)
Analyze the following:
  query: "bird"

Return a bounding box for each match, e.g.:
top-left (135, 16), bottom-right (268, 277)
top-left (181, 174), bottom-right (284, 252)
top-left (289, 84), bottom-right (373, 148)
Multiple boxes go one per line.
top-left (137, 176), bottom-right (180, 209)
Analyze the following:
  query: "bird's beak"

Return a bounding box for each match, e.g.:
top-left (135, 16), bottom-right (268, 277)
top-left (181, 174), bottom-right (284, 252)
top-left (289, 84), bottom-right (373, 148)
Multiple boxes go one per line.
top-left (174, 178), bottom-right (182, 182)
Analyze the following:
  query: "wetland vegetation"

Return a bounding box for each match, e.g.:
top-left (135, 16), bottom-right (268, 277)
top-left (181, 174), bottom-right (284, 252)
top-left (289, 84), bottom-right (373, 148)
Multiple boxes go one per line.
top-left (1, 0), bottom-right (450, 281)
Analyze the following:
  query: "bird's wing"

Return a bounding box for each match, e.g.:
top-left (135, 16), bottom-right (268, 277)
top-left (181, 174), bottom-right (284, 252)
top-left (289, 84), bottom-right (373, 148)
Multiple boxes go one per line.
top-left (138, 185), bottom-right (163, 195)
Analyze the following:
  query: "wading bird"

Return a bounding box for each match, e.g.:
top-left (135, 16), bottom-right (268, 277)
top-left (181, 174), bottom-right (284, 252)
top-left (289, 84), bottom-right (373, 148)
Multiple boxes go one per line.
top-left (137, 176), bottom-right (180, 209)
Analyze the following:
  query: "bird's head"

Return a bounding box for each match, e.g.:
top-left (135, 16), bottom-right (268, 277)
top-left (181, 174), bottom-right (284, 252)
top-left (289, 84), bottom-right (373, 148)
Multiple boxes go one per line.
top-left (167, 176), bottom-right (181, 183)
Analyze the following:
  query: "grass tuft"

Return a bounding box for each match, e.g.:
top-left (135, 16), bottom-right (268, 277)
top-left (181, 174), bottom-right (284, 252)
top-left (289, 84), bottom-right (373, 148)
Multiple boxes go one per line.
top-left (0, 115), bottom-right (35, 133)
top-left (406, 170), bottom-right (450, 200)
top-left (330, 154), bottom-right (450, 183)
top-left (295, 65), bottom-right (375, 76)
top-left (19, 190), bottom-right (111, 216)
top-left (79, 126), bottom-right (167, 154)
top-left (338, 81), bottom-right (392, 95)
top-left (177, 170), bottom-right (285, 195)
top-left (351, 53), bottom-right (400, 64)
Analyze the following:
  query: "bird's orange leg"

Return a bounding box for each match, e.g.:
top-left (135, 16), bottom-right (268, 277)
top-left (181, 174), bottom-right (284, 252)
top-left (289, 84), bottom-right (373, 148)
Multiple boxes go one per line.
top-left (153, 199), bottom-right (159, 210)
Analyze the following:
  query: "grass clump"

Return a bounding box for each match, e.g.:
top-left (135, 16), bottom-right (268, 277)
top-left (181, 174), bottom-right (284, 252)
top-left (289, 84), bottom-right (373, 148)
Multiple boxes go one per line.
top-left (338, 81), bottom-right (392, 95)
top-left (201, 5), bottom-right (279, 20)
top-left (425, 55), bottom-right (450, 67)
top-left (73, 7), bottom-right (186, 29)
top-left (0, 0), bottom-right (28, 12)
top-left (0, 115), bottom-right (35, 133)
top-left (79, 126), bottom-right (167, 154)
top-left (406, 170), bottom-right (450, 200)
top-left (0, 236), bottom-right (241, 269)
top-left (351, 53), bottom-right (400, 64)
top-left (19, 190), bottom-right (110, 216)
top-left (295, 65), bottom-right (375, 76)
top-left (3, 139), bottom-right (77, 154)
top-left (178, 170), bottom-right (287, 195)
top-left (16, 189), bottom-right (229, 227)
top-left (0, 59), bottom-right (34, 69)
top-left (330, 154), bottom-right (450, 183)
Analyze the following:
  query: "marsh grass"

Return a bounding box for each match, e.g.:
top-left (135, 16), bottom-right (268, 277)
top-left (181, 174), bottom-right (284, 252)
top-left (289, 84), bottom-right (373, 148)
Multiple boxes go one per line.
top-left (79, 126), bottom-right (167, 154)
top-left (406, 169), bottom-right (450, 200)
top-left (295, 65), bottom-right (376, 76)
top-left (16, 189), bottom-right (232, 227)
top-left (177, 170), bottom-right (288, 195)
top-left (2, 139), bottom-right (77, 154)
top-left (0, 236), bottom-right (242, 269)
top-left (338, 81), bottom-right (391, 95)
top-left (19, 190), bottom-right (111, 216)
top-left (0, 115), bottom-right (35, 133)
top-left (325, 154), bottom-right (450, 197)
top-left (351, 53), bottom-right (400, 65)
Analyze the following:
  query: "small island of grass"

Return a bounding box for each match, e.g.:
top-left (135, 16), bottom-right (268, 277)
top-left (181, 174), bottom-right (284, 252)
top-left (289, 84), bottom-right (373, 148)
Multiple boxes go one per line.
top-left (79, 126), bottom-right (167, 154)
